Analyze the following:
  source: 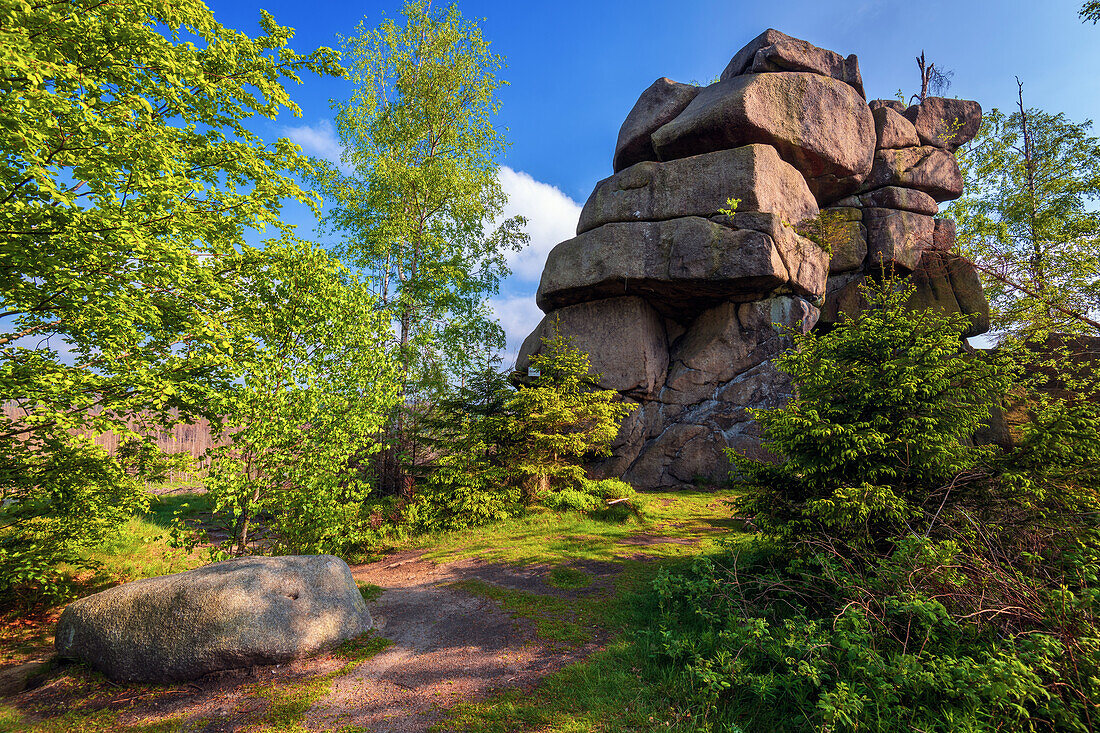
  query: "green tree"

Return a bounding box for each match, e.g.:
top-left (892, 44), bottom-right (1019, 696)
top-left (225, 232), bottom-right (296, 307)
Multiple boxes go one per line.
top-left (735, 279), bottom-right (1015, 550)
top-left (313, 1), bottom-right (528, 489)
top-left (946, 84), bottom-right (1100, 337)
top-left (204, 241), bottom-right (401, 557)
top-left (1082, 1), bottom-right (1100, 23)
top-left (505, 329), bottom-right (636, 505)
top-left (0, 0), bottom-right (341, 597)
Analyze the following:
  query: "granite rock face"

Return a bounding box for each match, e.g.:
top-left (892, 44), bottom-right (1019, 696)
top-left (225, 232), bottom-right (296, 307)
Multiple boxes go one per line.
top-left (518, 29), bottom-right (990, 489)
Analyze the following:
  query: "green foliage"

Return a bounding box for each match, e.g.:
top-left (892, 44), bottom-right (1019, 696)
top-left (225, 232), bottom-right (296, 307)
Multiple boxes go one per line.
top-left (1082, 1), bottom-right (1100, 23)
top-left (645, 278), bottom-right (1100, 731)
top-left (734, 278), bottom-right (1015, 549)
top-left (947, 104), bottom-right (1100, 337)
top-left (203, 240), bottom-right (401, 557)
top-left (0, 0), bottom-right (341, 597)
top-left (314, 0), bottom-right (528, 403)
top-left (508, 329), bottom-right (637, 505)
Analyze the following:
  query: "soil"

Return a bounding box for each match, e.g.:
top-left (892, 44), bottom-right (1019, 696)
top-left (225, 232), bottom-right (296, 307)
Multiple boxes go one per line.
top-left (4, 550), bottom-right (624, 732)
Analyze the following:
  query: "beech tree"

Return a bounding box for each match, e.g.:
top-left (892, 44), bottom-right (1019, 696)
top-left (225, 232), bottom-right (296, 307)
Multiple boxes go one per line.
top-left (313, 1), bottom-right (528, 491)
top-left (0, 0), bottom-right (341, 596)
top-left (946, 83), bottom-right (1100, 337)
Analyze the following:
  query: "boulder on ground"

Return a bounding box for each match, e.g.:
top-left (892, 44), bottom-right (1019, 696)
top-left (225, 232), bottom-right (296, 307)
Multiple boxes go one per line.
top-left (613, 78), bottom-right (701, 173)
top-left (55, 555), bottom-right (372, 682)
top-left (538, 215), bottom-right (827, 317)
top-left (579, 144), bottom-right (818, 235)
top-left (860, 147), bottom-right (964, 201)
top-left (650, 72), bottom-right (875, 203)
top-left (904, 97), bottom-right (982, 151)
top-left (864, 208), bottom-right (935, 272)
top-left (721, 29), bottom-right (864, 98)
top-left (873, 106), bottom-right (920, 149)
top-left (517, 297), bottom-right (669, 397)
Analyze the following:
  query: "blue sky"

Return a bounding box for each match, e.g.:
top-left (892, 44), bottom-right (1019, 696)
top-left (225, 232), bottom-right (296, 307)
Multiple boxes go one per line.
top-left (207, 0), bottom-right (1100, 362)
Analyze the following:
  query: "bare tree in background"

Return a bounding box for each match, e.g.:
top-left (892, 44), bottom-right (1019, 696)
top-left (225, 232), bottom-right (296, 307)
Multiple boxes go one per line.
top-left (911, 51), bottom-right (954, 104)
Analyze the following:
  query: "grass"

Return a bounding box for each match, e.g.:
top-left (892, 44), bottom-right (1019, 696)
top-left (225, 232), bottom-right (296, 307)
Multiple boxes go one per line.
top-left (547, 565), bottom-right (592, 590)
top-left (417, 489), bottom-right (737, 568)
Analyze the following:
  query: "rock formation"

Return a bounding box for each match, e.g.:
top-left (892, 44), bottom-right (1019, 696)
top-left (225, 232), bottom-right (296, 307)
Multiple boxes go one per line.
top-left (517, 29), bottom-right (990, 489)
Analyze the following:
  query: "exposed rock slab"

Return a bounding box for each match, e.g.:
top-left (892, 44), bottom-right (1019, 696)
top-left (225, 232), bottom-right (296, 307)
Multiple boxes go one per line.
top-left (613, 78), bottom-right (701, 173)
top-left (538, 215), bottom-right (827, 317)
top-left (517, 297), bottom-right (669, 397)
top-left (860, 146), bottom-right (963, 201)
top-left (650, 72), bottom-right (875, 202)
top-left (904, 97), bottom-right (982, 151)
top-left (579, 144), bottom-right (818, 235)
top-left (858, 186), bottom-right (938, 215)
top-left (55, 555), bottom-right (371, 682)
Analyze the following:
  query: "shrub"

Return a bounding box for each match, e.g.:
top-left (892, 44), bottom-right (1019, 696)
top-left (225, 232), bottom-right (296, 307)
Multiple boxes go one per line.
top-left (645, 278), bottom-right (1100, 731)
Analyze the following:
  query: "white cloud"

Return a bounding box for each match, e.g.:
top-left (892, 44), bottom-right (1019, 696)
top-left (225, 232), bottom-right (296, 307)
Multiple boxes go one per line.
top-left (497, 166), bottom-right (582, 282)
top-left (489, 294), bottom-right (546, 369)
top-left (283, 120), bottom-right (351, 174)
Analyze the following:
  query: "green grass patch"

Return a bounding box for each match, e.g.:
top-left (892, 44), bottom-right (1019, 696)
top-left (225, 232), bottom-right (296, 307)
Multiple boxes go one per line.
top-left (356, 582), bottom-right (384, 603)
top-left (0, 706), bottom-right (183, 733)
top-left (333, 630), bottom-right (394, 664)
top-left (418, 490), bottom-right (737, 568)
top-left (546, 565), bottom-right (592, 590)
top-left (452, 579), bottom-right (592, 646)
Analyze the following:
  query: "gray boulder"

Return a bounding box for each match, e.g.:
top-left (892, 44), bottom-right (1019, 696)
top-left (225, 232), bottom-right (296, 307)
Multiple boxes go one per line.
top-left (651, 72), bottom-right (875, 203)
top-left (864, 208), bottom-right (935, 272)
top-left (55, 555), bottom-right (372, 682)
top-left (873, 106), bottom-right (920, 149)
top-left (904, 98), bottom-right (982, 151)
top-left (613, 78), bottom-right (701, 172)
top-left (517, 297), bottom-right (669, 398)
top-left (860, 147), bottom-right (964, 202)
top-left (578, 144), bottom-right (818, 235)
top-left (538, 214), bottom-right (828, 316)
top-left (721, 29), bottom-right (864, 98)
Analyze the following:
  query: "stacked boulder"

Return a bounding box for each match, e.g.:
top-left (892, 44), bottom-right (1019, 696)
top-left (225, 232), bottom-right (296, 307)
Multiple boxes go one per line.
top-left (517, 29), bottom-right (990, 489)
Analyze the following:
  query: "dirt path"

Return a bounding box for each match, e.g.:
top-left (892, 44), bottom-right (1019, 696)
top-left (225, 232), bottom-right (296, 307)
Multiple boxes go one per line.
top-left (307, 550), bottom-right (613, 732)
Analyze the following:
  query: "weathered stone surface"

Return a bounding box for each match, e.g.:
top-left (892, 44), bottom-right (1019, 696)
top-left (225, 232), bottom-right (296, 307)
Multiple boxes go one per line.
top-left (517, 297), bottom-right (669, 397)
top-left (904, 97), bottom-right (982, 151)
top-left (858, 186), bottom-right (938, 215)
top-left (873, 106), bottom-right (920, 149)
top-left (824, 216), bottom-right (867, 273)
top-left (933, 217), bottom-right (956, 250)
top-left (818, 271), bottom-right (866, 327)
top-left (864, 208), bottom-right (935, 272)
top-left (538, 215), bottom-right (827, 317)
top-left (55, 555), bottom-right (371, 682)
top-left (749, 39), bottom-right (865, 98)
top-left (869, 99), bottom-right (907, 113)
top-left (719, 28), bottom-right (792, 80)
top-left (650, 72), bottom-right (875, 202)
top-left (613, 78), bottom-right (701, 173)
top-left (860, 147), bottom-right (964, 202)
top-left (615, 297), bottom-right (817, 489)
top-left (908, 250), bottom-right (990, 337)
top-left (579, 144), bottom-right (818, 235)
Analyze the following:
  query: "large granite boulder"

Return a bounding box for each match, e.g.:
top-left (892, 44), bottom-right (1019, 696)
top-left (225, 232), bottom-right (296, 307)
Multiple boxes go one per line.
top-left (538, 214), bottom-right (827, 317)
top-left (517, 296), bottom-right (669, 398)
top-left (651, 72), bottom-right (875, 203)
top-left (578, 144), bottom-right (818, 234)
top-left (873, 106), bottom-right (920, 149)
top-left (55, 555), bottom-right (372, 682)
top-left (860, 147), bottom-right (964, 202)
top-left (904, 97), bottom-right (982, 151)
top-left (613, 78), bottom-right (701, 172)
top-left (720, 29), bottom-right (864, 98)
top-left (864, 208), bottom-right (935, 272)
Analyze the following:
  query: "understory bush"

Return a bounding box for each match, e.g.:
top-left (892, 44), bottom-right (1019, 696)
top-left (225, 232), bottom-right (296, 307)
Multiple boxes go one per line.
top-left (644, 278), bottom-right (1100, 732)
